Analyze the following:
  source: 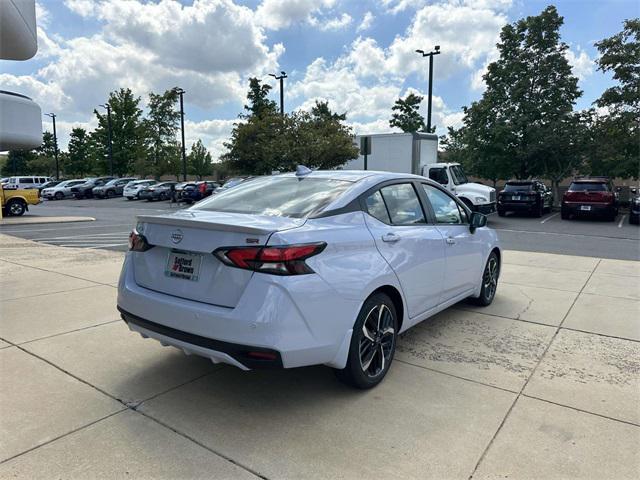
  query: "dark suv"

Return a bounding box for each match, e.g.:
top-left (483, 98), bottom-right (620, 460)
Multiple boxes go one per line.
top-left (497, 180), bottom-right (553, 217)
top-left (561, 177), bottom-right (618, 221)
top-left (71, 177), bottom-right (115, 199)
top-left (179, 181), bottom-right (220, 204)
top-left (92, 177), bottom-right (137, 198)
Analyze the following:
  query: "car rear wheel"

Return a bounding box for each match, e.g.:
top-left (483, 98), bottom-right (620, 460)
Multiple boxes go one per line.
top-left (497, 208), bottom-right (505, 217)
top-left (6, 198), bottom-right (26, 216)
top-left (54, 191), bottom-right (64, 200)
top-left (561, 207), bottom-right (570, 220)
top-left (335, 292), bottom-right (398, 389)
top-left (106, 189), bottom-right (115, 198)
top-left (470, 252), bottom-right (499, 306)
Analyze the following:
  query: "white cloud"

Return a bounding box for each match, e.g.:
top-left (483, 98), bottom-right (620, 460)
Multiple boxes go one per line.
top-left (310, 13), bottom-right (353, 31)
top-left (565, 47), bottom-right (595, 82)
top-left (356, 11), bottom-right (374, 32)
top-left (256, 0), bottom-right (336, 30)
top-left (184, 119), bottom-right (236, 160)
top-left (382, 0), bottom-right (512, 14)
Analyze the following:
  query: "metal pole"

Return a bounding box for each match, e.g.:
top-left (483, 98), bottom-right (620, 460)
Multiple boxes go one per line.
top-left (106, 105), bottom-right (113, 176)
top-left (51, 114), bottom-right (59, 179)
top-left (427, 54), bottom-right (434, 133)
top-left (279, 75), bottom-right (284, 116)
top-left (179, 90), bottom-right (187, 181)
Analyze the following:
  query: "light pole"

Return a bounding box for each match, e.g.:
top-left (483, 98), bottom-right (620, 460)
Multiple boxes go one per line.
top-left (99, 104), bottom-right (114, 176)
top-left (269, 71), bottom-right (287, 116)
top-left (44, 113), bottom-right (59, 179)
top-left (416, 46), bottom-right (441, 133)
top-left (174, 88), bottom-right (187, 181)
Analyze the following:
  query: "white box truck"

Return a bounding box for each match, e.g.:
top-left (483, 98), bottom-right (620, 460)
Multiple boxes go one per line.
top-left (345, 132), bottom-right (496, 213)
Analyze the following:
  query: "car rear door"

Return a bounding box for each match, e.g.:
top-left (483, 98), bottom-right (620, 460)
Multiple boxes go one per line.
top-left (419, 183), bottom-right (484, 301)
top-left (362, 182), bottom-right (446, 319)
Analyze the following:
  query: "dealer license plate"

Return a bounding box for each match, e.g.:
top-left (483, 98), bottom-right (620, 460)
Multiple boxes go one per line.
top-left (512, 196), bottom-right (522, 201)
top-left (580, 205), bottom-right (591, 211)
top-left (165, 250), bottom-right (202, 281)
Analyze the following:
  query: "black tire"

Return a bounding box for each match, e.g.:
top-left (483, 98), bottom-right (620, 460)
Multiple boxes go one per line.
top-left (54, 191), bottom-right (64, 200)
top-left (334, 293), bottom-right (398, 389)
top-left (6, 198), bottom-right (26, 216)
top-left (470, 251), bottom-right (500, 306)
top-left (106, 189), bottom-right (116, 198)
top-left (497, 208), bottom-right (505, 217)
top-left (630, 215), bottom-right (639, 225)
top-left (561, 208), bottom-right (570, 220)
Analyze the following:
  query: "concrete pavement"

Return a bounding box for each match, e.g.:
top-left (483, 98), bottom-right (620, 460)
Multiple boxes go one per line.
top-left (0, 233), bottom-right (638, 479)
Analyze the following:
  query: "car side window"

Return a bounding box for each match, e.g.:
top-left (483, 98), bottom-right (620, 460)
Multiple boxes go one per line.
top-left (421, 184), bottom-right (465, 225)
top-left (364, 190), bottom-right (391, 224)
top-left (428, 168), bottom-right (448, 185)
top-left (379, 183), bottom-right (426, 225)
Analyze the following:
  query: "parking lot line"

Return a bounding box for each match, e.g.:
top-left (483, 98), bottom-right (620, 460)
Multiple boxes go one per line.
top-left (0, 223), bottom-right (132, 234)
top-left (618, 215), bottom-right (626, 228)
top-left (540, 213), bottom-right (559, 224)
top-left (495, 228), bottom-right (639, 242)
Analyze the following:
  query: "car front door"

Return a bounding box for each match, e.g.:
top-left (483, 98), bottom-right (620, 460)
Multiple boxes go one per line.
top-left (363, 182), bottom-right (446, 320)
top-left (420, 183), bottom-right (484, 301)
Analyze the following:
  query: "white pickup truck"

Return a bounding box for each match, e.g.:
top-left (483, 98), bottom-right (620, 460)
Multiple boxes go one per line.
top-left (422, 162), bottom-right (496, 214)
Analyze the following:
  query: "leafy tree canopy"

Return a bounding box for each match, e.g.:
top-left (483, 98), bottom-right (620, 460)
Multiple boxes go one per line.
top-left (188, 139), bottom-right (213, 180)
top-left (389, 93), bottom-right (426, 133)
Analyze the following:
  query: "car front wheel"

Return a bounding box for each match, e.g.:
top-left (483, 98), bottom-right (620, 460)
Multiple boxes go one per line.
top-left (335, 293), bottom-right (398, 389)
top-left (470, 252), bottom-right (499, 306)
top-left (54, 192), bottom-right (64, 200)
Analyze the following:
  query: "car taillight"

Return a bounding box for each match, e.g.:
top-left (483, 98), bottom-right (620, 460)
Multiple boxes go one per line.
top-left (213, 242), bottom-right (326, 275)
top-left (128, 229), bottom-right (154, 252)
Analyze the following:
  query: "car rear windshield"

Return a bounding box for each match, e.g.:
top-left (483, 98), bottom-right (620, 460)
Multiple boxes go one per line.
top-left (503, 183), bottom-right (534, 192)
top-left (569, 182), bottom-right (608, 192)
top-left (193, 176), bottom-right (353, 218)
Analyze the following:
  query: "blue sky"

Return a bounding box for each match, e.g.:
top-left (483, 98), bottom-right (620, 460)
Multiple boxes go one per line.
top-left (1, 0), bottom-right (636, 156)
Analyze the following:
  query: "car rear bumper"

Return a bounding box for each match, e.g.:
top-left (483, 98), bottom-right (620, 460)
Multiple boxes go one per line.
top-left (498, 201), bottom-right (537, 211)
top-left (562, 202), bottom-right (616, 216)
top-left (116, 253), bottom-right (357, 370)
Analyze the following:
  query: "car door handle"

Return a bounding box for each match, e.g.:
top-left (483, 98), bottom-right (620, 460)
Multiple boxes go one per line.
top-left (446, 236), bottom-right (456, 245)
top-left (382, 233), bottom-right (400, 243)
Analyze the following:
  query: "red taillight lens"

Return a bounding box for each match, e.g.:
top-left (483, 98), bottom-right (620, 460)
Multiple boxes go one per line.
top-left (128, 230), bottom-right (154, 252)
top-left (213, 242), bottom-right (326, 275)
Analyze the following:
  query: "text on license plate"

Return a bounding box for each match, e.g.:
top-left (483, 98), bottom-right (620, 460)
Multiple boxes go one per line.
top-left (581, 205), bottom-right (592, 211)
top-left (165, 250), bottom-right (202, 281)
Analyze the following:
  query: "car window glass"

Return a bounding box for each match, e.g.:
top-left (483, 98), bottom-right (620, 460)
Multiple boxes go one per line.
top-left (21, 178), bottom-right (34, 183)
top-left (569, 182), bottom-right (608, 192)
top-left (428, 168), bottom-right (448, 185)
top-left (379, 184), bottom-right (425, 225)
top-left (365, 190), bottom-right (391, 224)
top-left (422, 184), bottom-right (464, 224)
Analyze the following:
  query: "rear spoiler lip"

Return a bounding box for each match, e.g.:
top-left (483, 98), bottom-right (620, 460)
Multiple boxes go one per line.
top-left (136, 214), bottom-right (292, 235)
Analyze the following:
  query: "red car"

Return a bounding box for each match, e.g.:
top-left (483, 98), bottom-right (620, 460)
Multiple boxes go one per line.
top-left (561, 177), bottom-right (618, 221)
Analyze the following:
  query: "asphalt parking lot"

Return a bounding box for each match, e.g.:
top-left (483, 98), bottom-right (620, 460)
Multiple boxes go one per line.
top-left (0, 234), bottom-right (638, 479)
top-left (2, 197), bottom-right (638, 260)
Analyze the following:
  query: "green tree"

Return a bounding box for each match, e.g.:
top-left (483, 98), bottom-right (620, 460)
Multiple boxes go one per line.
top-left (27, 131), bottom-right (57, 176)
top-left (1, 150), bottom-right (33, 176)
top-left (143, 88), bottom-right (181, 178)
top-left (223, 81), bottom-right (358, 174)
top-left (588, 19), bottom-right (639, 179)
top-left (444, 6), bottom-right (582, 184)
top-left (389, 93), bottom-right (426, 133)
top-left (93, 88), bottom-right (146, 176)
top-left (188, 139), bottom-right (213, 179)
top-left (66, 128), bottom-right (92, 177)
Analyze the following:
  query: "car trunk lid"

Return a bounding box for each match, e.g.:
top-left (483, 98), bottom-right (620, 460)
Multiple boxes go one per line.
top-left (132, 210), bottom-right (305, 307)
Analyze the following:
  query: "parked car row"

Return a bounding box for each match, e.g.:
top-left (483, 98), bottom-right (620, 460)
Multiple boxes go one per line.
top-left (497, 176), bottom-right (637, 224)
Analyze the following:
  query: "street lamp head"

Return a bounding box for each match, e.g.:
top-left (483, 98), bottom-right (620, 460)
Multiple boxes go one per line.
top-left (435, 45), bottom-right (440, 52)
top-left (415, 49), bottom-right (424, 54)
top-left (174, 87), bottom-right (185, 94)
top-left (268, 73), bottom-right (277, 78)
top-left (44, 112), bottom-right (55, 118)
top-left (281, 71), bottom-right (287, 76)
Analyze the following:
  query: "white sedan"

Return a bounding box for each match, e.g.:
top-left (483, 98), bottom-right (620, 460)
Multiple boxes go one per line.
top-left (118, 168), bottom-right (500, 388)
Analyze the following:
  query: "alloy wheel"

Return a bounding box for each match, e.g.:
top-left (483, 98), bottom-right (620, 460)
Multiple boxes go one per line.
top-left (483, 257), bottom-right (499, 300)
top-left (359, 304), bottom-right (395, 378)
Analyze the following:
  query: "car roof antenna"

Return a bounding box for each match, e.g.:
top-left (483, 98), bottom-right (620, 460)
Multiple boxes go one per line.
top-left (295, 165), bottom-right (312, 177)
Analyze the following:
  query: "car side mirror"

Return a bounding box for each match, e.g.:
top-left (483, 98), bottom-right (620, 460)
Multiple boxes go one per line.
top-left (469, 212), bottom-right (487, 232)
